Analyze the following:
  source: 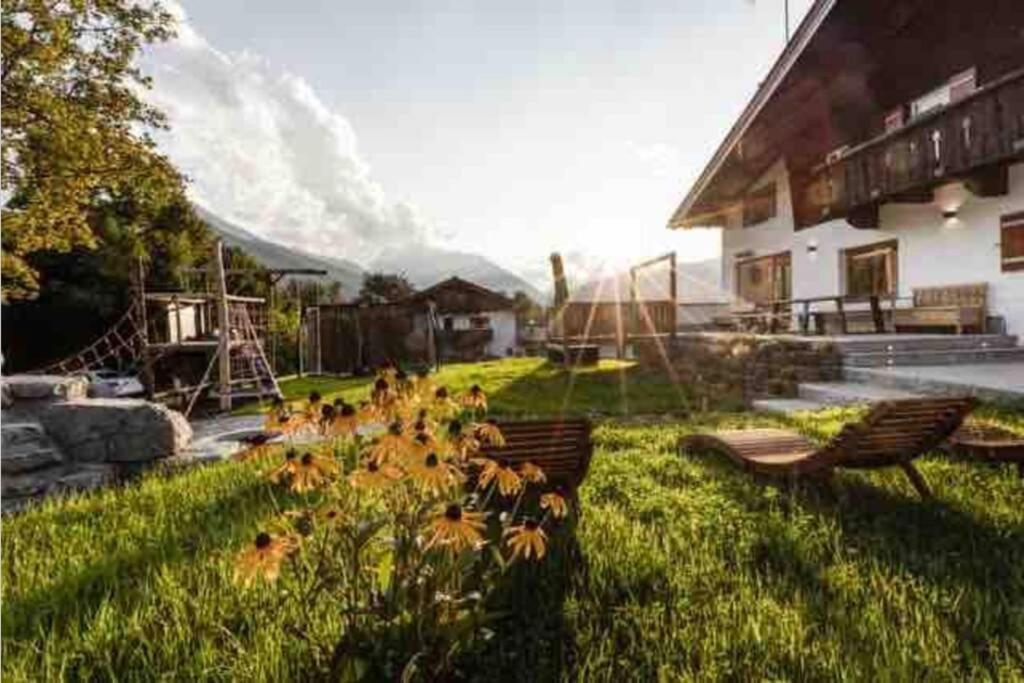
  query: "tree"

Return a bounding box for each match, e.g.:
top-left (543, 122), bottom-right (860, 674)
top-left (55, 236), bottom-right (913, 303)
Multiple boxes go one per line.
top-left (511, 290), bottom-right (544, 326)
top-left (1, 0), bottom-right (182, 299)
top-left (0, 193), bottom-right (214, 370)
top-left (358, 272), bottom-right (415, 304)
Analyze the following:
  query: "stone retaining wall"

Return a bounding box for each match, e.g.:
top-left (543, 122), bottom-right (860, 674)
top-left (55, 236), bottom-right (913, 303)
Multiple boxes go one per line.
top-left (1, 375), bottom-right (192, 513)
top-left (634, 333), bottom-right (842, 407)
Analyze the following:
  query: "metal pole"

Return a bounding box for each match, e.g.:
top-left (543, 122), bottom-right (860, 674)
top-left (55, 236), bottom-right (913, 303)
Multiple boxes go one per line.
top-left (214, 240), bottom-right (231, 412)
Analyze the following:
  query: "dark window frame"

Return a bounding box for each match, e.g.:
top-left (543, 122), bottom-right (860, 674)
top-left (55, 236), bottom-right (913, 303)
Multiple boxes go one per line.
top-left (842, 240), bottom-right (899, 297)
top-left (1001, 211), bottom-right (1024, 273)
top-left (735, 251), bottom-right (791, 305)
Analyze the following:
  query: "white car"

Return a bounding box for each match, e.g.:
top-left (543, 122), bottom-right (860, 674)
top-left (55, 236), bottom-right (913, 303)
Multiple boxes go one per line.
top-left (86, 370), bottom-right (145, 398)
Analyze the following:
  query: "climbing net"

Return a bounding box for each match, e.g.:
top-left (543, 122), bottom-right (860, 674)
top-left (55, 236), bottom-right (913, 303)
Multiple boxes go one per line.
top-left (29, 300), bottom-right (149, 376)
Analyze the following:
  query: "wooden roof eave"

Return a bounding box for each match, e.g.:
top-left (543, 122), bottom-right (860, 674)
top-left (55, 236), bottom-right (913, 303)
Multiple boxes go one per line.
top-left (667, 0), bottom-right (836, 230)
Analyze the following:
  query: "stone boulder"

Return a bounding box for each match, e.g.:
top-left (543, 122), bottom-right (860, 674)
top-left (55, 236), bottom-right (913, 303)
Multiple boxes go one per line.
top-left (1, 422), bottom-right (65, 475)
top-left (2, 374), bottom-right (89, 402)
top-left (40, 399), bottom-right (193, 463)
top-left (1, 462), bottom-right (117, 514)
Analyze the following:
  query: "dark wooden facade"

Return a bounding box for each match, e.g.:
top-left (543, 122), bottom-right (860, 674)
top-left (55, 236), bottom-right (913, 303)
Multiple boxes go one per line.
top-left (559, 301), bottom-right (676, 342)
top-left (798, 69), bottom-right (1024, 228)
top-left (670, 0), bottom-right (1024, 230)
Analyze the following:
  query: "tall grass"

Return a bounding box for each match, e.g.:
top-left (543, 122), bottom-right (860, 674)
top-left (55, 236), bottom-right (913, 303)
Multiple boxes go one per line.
top-left (3, 399), bottom-right (1022, 680)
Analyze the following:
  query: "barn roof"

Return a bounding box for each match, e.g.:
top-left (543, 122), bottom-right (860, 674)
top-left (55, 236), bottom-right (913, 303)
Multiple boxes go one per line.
top-left (405, 277), bottom-right (514, 314)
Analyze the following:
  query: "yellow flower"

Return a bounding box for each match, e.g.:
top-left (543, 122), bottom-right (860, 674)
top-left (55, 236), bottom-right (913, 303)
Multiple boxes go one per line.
top-left (269, 448), bottom-right (300, 485)
top-left (412, 411), bottom-right (435, 438)
top-left (288, 451), bottom-right (337, 493)
top-left (475, 458), bottom-right (522, 497)
top-left (233, 432), bottom-right (276, 461)
top-left (348, 459), bottom-right (403, 489)
top-left (407, 452), bottom-right (463, 495)
top-left (328, 402), bottom-right (359, 437)
top-left (433, 387), bottom-right (460, 418)
top-left (357, 401), bottom-right (382, 424)
top-left (505, 518), bottom-right (547, 561)
top-left (425, 504), bottom-right (487, 552)
top-left (520, 461), bottom-right (546, 484)
top-left (413, 371), bottom-right (436, 400)
top-left (540, 491), bottom-right (569, 519)
top-left (234, 532), bottom-right (297, 586)
top-left (305, 391), bottom-right (323, 422)
top-left (376, 365), bottom-right (398, 384)
top-left (368, 421), bottom-right (408, 465)
top-left (447, 420), bottom-right (480, 460)
top-left (372, 377), bottom-right (395, 409)
top-left (460, 384), bottom-right (488, 412)
top-left (474, 419), bottom-right (505, 447)
top-left (394, 369), bottom-right (414, 396)
top-left (315, 505), bottom-right (351, 529)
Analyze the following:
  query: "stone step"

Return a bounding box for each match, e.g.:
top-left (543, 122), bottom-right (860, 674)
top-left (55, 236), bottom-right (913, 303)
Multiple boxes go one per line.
top-left (843, 365), bottom-right (1024, 403)
top-left (832, 334), bottom-right (1018, 353)
top-left (751, 398), bottom-right (828, 415)
top-left (797, 382), bottom-right (921, 406)
top-left (842, 347), bottom-right (1024, 367)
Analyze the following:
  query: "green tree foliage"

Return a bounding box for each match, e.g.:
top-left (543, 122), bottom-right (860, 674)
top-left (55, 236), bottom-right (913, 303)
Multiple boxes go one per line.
top-left (1, 196), bottom-right (213, 370)
top-left (1, 0), bottom-right (182, 299)
top-left (358, 272), bottom-right (414, 303)
top-left (511, 290), bottom-right (544, 326)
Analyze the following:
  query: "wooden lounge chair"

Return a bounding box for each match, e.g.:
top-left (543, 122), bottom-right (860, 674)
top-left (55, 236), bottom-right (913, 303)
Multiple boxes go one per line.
top-left (480, 418), bottom-right (594, 493)
top-left (678, 397), bottom-right (977, 498)
top-left (946, 422), bottom-right (1024, 477)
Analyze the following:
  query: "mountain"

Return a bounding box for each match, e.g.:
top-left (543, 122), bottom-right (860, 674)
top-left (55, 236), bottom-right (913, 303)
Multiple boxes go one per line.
top-left (198, 207), bottom-right (545, 303)
top-left (369, 244), bottom-right (545, 302)
top-left (570, 258), bottom-right (726, 303)
top-left (197, 207), bottom-right (364, 293)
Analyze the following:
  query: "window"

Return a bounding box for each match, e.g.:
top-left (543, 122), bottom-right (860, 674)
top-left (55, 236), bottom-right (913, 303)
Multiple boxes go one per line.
top-left (735, 252), bottom-right (791, 305)
top-left (468, 315), bottom-right (491, 329)
top-left (909, 67), bottom-right (976, 120)
top-left (1002, 211), bottom-right (1024, 272)
top-left (742, 183), bottom-right (777, 227)
top-left (843, 240), bottom-right (898, 297)
top-left (443, 316), bottom-right (454, 331)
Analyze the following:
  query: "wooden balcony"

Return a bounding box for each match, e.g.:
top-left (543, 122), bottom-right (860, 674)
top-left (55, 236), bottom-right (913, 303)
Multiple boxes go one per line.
top-left (439, 327), bottom-right (493, 351)
top-left (797, 68), bottom-right (1024, 229)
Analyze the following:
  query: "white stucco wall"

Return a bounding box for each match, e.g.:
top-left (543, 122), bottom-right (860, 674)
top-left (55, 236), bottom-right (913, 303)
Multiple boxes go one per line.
top-left (713, 160), bottom-right (1024, 335)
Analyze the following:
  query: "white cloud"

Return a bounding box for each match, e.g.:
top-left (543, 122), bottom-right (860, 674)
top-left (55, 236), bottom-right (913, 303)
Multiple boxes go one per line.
top-left (143, 2), bottom-right (430, 260)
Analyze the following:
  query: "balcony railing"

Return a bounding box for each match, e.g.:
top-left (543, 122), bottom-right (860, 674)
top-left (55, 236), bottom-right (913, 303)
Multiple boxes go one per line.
top-left (797, 67), bottom-right (1024, 229)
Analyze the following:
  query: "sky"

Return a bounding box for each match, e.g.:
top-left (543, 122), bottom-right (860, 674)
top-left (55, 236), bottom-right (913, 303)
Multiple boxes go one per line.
top-left (144, 0), bottom-right (813, 289)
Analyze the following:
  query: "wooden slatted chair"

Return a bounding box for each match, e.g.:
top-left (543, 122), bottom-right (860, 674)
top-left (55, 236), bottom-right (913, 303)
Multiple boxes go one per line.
top-left (947, 422), bottom-right (1024, 478)
top-left (480, 419), bottom-right (594, 493)
top-left (678, 397), bottom-right (977, 498)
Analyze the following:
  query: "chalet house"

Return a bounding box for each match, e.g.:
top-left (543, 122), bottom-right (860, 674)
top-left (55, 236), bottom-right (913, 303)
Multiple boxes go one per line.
top-left (670, 0), bottom-right (1024, 336)
top-left (407, 277), bottom-right (517, 361)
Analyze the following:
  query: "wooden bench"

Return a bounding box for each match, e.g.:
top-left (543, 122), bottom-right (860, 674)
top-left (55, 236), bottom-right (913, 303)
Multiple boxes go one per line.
top-left (481, 418), bottom-right (594, 493)
top-left (893, 283), bottom-right (987, 334)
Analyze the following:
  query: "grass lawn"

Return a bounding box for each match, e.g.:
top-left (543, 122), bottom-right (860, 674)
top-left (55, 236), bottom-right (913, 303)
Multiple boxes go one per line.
top-left (239, 357), bottom-right (719, 417)
top-left (3, 361), bottom-right (1023, 680)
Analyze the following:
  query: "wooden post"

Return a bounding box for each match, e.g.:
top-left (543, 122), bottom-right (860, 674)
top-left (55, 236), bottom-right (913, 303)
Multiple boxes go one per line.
top-left (669, 251), bottom-right (677, 341)
top-left (426, 300), bottom-right (438, 370)
top-left (132, 258), bottom-right (156, 400)
top-left (214, 240), bottom-right (232, 412)
top-left (172, 294), bottom-right (183, 343)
